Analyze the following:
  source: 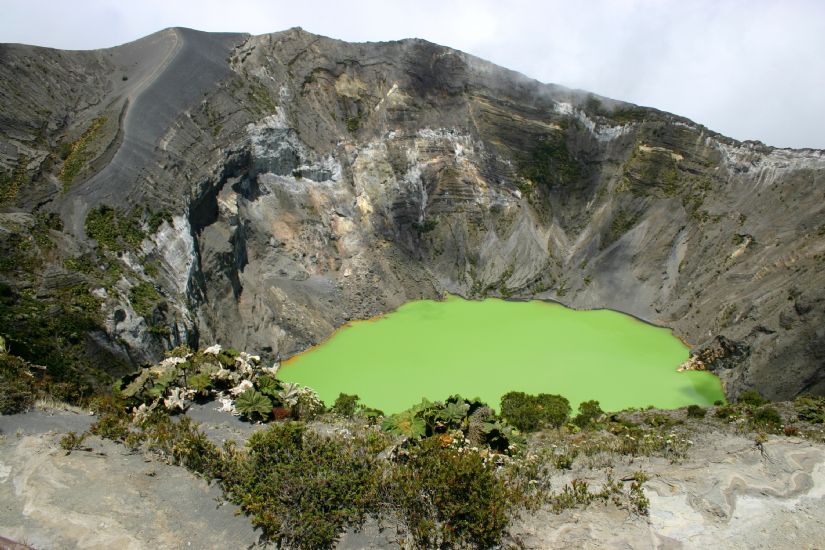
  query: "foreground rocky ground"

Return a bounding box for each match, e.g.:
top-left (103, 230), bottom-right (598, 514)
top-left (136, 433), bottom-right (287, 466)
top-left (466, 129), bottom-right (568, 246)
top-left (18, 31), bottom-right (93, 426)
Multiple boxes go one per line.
top-left (2, 401), bottom-right (825, 550)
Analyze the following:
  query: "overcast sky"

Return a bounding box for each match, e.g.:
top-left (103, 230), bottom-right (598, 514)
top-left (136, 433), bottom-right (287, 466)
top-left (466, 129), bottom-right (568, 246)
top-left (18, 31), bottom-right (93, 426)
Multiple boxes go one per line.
top-left (2, 0), bottom-right (823, 149)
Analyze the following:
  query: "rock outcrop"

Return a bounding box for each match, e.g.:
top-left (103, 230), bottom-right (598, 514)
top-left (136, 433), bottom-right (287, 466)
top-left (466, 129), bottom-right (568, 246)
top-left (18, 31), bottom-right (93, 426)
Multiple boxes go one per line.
top-left (1, 27), bottom-right (824, 399)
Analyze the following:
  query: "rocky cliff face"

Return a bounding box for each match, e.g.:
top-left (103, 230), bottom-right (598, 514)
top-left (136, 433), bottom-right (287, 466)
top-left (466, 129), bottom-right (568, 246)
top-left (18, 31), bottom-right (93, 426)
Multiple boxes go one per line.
top-left (1, 27), bottom-right (824, 399)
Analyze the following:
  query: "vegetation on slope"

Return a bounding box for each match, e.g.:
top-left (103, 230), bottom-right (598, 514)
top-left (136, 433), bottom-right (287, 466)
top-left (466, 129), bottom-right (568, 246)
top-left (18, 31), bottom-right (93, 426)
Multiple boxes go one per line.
top-left (46, 344), bottom-right (825, 549)
top-left (59, 116), bottom-right (107, 189)
top-left (517, 133), bottom-right (582, 189)
top-left (0, 202), bottom-right (179, 407)
top-left (0, 218), bottom-right (117, 405)
top-left (0, 154), bottom-right (30, 205)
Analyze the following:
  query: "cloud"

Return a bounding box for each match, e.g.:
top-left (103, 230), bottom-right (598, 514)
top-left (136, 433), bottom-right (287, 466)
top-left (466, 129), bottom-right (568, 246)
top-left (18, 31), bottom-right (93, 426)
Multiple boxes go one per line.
top-left (1, 0), bottom-right (823, 148)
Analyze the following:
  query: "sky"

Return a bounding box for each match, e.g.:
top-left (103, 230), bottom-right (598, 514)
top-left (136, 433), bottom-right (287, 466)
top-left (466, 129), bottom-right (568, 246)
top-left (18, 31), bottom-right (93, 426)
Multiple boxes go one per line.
top-left (2, 0), bottom-right (823, 149)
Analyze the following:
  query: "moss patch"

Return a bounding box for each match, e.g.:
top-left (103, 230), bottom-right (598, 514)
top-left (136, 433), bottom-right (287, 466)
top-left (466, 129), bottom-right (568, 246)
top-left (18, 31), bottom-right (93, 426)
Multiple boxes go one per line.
top-left (85, 205), bottom-right (146, 253)
top-left (59, 116), bottom-right (107, 189)
top-left (602, 209), bottom-right (641, 249)
top-left (129, 281), bottom-right (161, 317)
top-left (0, 154), bottom-right (30, 205)
top-left (518, 134), bottom-right (582, 189)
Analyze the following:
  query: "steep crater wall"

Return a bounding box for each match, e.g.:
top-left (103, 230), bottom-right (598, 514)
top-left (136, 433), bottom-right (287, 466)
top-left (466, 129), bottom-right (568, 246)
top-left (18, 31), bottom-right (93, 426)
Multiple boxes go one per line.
top-left (1, 28), bottom-right (824, 400)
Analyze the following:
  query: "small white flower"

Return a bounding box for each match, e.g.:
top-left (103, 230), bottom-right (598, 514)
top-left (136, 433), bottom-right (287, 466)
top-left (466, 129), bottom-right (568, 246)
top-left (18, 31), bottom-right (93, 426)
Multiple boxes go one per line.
top-left (160, 356), bottom-right (188, 368)
top-left (164, 387), bottom-right (188, 411)
top-left (262, 363), bottom-right (280, 376)
top-left (132, 400), bottom-right (158, 423)
top-left (203, 344), bottom-right (222, 355)
top-left (212, 367), bottom-right (232, 380)
top-left (239, 352), bottom-right (261, 364)
top-left (229, 379), bottom-right (254, 396)
top-left (217, 396), bottom-right (237, 415)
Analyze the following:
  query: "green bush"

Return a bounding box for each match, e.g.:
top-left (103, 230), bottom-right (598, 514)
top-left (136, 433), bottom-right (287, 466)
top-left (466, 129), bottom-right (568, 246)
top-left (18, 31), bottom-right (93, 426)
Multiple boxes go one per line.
top-left (224, 422), bottom-right (382, 550)
top-left (389, 436), bottom-right (512, 549)
top-left (795, 396), bottom-right (825, 424)
top-left (0, 281), bottom-right (110, 403)
top-left (89, 409), bottom-right (131, 441)
top-left (0, 350), bottom-right (37, 414)
top-left (686, 404), bottom-right (706, 418)
top-left (737, 390), bottom-right (767, 407)
top-left (134, 414), bottom-right (223, 476)
top-left (59, 431), bottom-right (89, 453)
top-left (146, 209), bottom-right (172, 233)
top-left (84, 205), bottom-right (146, 253)
top-left (129, 282), bottom-right (161, 317)
top-left (59, 117), bottom-right (106, 187)
top-left (500, 391), bottom-right (571, 432)
top-left (87, 394), bottom-right (125, 415)
top-left (751, 405), bottom-right (782, 428)
top-left (714, 405), bottom-right (737, 420)
top-left (331, 393), bottom-right (360, 417)
top-left (383, 396), bottom-right (517, 452)
top-left (573, 400), bottom-right (604, 428)
top-left (234, 389), bottom-right (272, 421)
top-left (645, 413), bottom-right (681, 428)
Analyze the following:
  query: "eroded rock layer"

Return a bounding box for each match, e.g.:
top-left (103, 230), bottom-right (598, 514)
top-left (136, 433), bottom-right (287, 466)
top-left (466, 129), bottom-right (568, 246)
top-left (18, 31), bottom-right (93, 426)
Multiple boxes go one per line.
top-left (1, 27), bottom-right (824, 398)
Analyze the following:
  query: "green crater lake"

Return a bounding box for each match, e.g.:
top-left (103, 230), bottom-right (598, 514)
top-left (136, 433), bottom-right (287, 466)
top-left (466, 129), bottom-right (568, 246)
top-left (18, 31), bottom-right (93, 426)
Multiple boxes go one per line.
top-left (280, 296), bottom-right (724, 414)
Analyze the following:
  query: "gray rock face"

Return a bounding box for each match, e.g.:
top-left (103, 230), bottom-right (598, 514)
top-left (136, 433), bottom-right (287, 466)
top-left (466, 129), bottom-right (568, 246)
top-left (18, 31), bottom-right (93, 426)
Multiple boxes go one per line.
top-left (0, 418), bottom-right (259, 549)
top-left (511, 431), bottom-right (825, 549)
top-left (1, 27), bottom-right (824, 399)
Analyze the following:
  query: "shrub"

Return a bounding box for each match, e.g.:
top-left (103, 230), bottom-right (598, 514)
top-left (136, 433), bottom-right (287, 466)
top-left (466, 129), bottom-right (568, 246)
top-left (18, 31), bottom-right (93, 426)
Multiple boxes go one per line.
top-left (628, 472), bottom-right (650, 515)
top-left (295, 388), bottom-right (325, 420)
top-left (751, 405), bottom-right (782, 428)
top-left (129, 281), bottom-right (161, 317)
top-left (0, 351), bottom-right (37, 414)
top-left (136, 414), bottom-right (223, 476)
top-left (795, 396), bottom-right (825, 424)
top-left (88, 394), bottom-right (127, 415)
top-left (382, 403), bottom-right (427, 438)
top-left (59, 117), bottom-right (106, 187)
top-left (500, 391), bottom-right (571, 432)
top-left (389, 437), bottom-right (511, 549)
top-left (89, 409), bottom-right (130, 441)
top-left (59, 431), bottom-right (88, 453)
top-left (645, 413), bottom-right (681, 428)
top-left (255, 375), bottom-right (281, 399)
top-left (573, 400), bottom-right (604, 428)
top-left (331, 393), bottom-right (360, 417)
top-left (383, 396), bottom-right (517, 452)
top-left (223, 422), bottom-right (382, 550)
top-left (686, 405), bottom-right (706, 418)
top-left (84, 205), bottom-right (146, 253)
top-left (714, 405), bottom-right (737, 420)
top-left (737, 390), bottom-right (767, 407)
